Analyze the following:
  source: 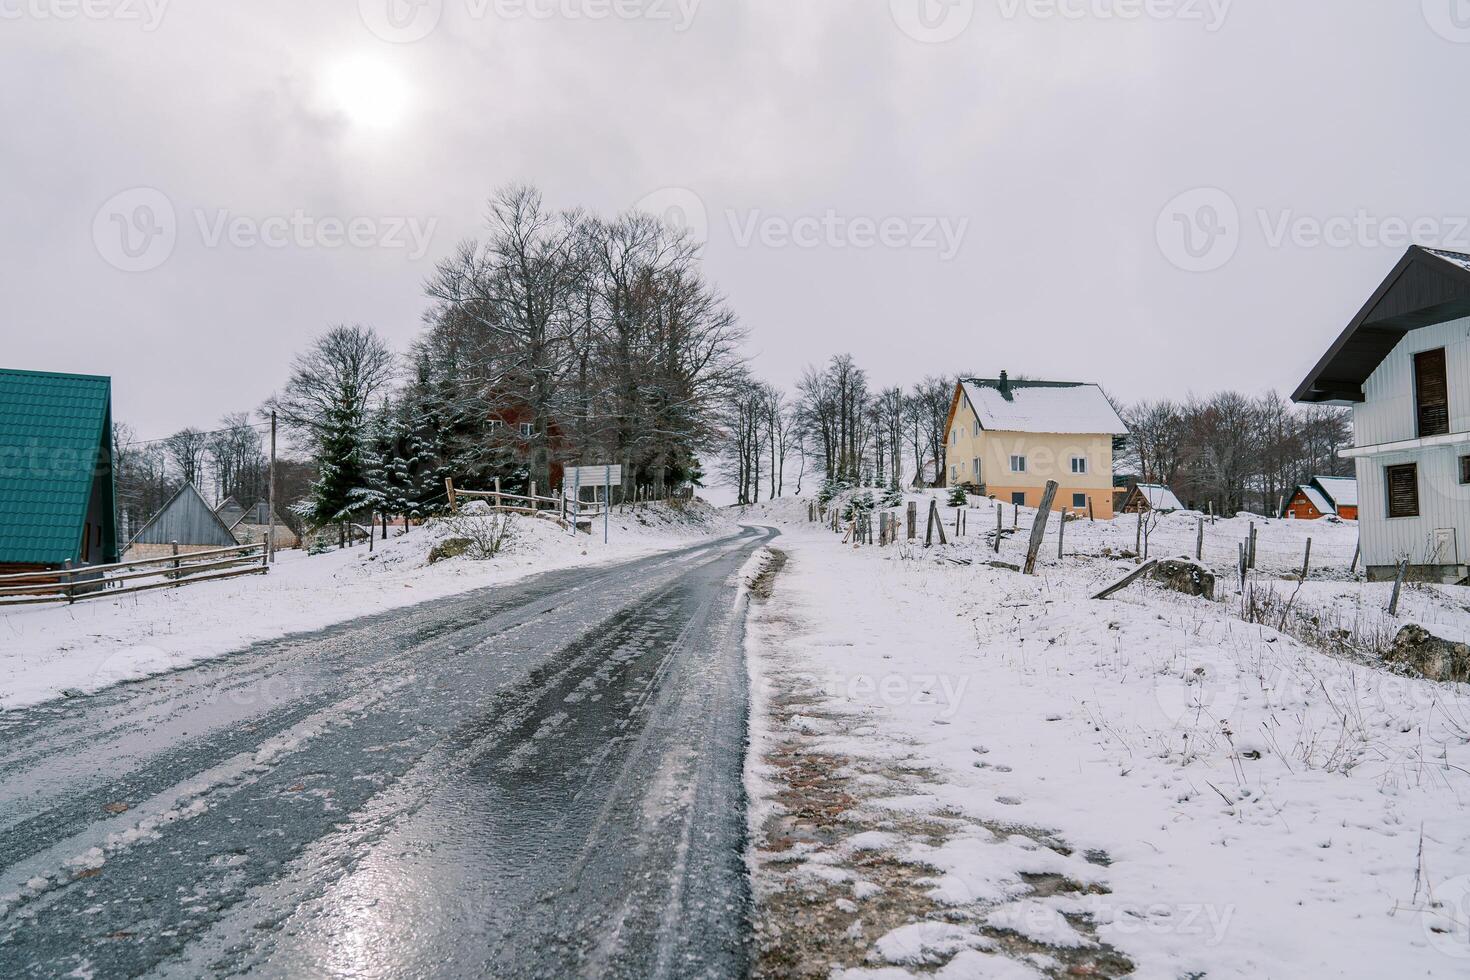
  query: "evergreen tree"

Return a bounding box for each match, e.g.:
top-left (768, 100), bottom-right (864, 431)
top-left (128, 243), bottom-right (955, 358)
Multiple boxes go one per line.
top-left (310, 394), bottom-right (370, 526)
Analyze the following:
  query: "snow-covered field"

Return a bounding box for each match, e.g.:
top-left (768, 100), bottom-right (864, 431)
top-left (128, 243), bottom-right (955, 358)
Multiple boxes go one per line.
top-left (741, 492), bottom-right (1470, 979)
top-left (0, 501), bottom-right (733, 711)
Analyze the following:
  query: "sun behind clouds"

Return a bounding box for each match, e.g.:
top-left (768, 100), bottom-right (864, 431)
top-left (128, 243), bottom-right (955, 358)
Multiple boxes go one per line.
top-left (320, 53), bottom-right (411, 130)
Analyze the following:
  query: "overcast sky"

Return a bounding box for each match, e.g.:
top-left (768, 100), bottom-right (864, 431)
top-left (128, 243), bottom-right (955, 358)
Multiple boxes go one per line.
top-left (4, 1), bottom-right (1469, 443)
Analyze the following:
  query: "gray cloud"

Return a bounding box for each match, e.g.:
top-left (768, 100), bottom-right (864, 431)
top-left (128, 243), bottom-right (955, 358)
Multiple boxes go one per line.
top-left (3, 1), bottom-right (1467, 439)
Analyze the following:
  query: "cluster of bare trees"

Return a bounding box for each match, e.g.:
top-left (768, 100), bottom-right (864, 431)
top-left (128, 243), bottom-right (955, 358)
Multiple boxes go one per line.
top-left (263, 184), bottom-right (745, 530)
top-left (718, 354), bottom-right (957, 504)
top-left (1123, 392), bottom-right (1351, 515)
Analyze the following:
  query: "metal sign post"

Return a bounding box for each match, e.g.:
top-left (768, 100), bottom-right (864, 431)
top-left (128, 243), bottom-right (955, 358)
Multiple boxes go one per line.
top-left (604, 464), bottom-right (610, 544)
top-left (571, 469), bottom-right (581, 537)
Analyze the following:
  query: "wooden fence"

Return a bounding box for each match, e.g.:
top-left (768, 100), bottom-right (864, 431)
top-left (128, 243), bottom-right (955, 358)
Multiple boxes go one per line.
top-left (0, 543), bottom-right (268, 607)
top-left (445, 478), bottom-right (607, 523)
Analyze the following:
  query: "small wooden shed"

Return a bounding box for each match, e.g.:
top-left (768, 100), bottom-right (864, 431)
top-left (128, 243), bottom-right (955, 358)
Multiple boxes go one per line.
top-left (1120, 483), bottom-right (1185, 514)
top-left (1283, 476), bottom-right (1359, 521)
top-left (123, 482), bottom-right (242, 560)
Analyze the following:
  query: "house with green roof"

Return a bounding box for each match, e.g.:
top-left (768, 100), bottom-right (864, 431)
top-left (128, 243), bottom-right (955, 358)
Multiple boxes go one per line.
top-left (0, 368), bottom-right (119, 575)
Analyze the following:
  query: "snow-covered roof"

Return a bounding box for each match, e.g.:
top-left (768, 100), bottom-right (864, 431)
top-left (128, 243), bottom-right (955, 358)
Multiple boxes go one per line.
top-left (959, 379), bottom-right (1129, 436)
top-left (1296, 485), bottom-right (1334, 516)
top-left (1312, 476), bottom-right (1357, 509)
top-left (1135, 484), bottom-right (1184, 511)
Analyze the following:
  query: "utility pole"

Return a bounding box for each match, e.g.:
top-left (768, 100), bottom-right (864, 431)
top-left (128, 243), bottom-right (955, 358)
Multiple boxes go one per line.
top-left (267, 410), bottom-right (277, 564)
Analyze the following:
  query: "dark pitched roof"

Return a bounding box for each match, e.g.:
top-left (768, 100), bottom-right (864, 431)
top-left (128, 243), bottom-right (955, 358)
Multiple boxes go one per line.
top-left (215, 495), bottom-right (244, 523)
top-left (127, 482), bottom-right (241, 548)
top-left (1294, 246), bottom-right (1470, 404)
top-left (0, 368), bottom-right (114, 565)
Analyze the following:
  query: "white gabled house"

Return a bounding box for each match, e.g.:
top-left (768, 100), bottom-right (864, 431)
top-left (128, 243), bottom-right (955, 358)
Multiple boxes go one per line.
top-left (1295, 245), bottom-right (1470, 582)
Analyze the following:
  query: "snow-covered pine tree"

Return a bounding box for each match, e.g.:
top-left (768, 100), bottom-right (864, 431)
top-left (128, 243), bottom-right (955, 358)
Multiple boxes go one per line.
top-left (310, 394), bottom-right (371, 532)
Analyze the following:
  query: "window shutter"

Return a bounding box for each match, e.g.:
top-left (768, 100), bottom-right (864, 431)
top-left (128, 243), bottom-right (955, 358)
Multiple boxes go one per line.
top-left (1415, 348), bottom-right (1449, 438)
top-left (1386, 464), bottom-right (1419, 519)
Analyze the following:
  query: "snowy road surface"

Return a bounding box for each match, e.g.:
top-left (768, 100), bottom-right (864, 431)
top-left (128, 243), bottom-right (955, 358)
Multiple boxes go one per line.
top-left (0, 526), bottom-right (774, 979)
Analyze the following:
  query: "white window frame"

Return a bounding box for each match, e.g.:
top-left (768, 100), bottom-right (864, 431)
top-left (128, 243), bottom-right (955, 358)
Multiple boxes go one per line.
top-left (1070, 456), bottom-right (1088, 475)
top-left (519, 422), bottom-right (534, 438)
top-left (1010, 455), bottom-right (1027, 473)
top-left (950, 464), bottom-right (958, 482)
top-left (487, 420), bottom-right (505, 432)
top-left (972, 458), bottom-right (981, 476)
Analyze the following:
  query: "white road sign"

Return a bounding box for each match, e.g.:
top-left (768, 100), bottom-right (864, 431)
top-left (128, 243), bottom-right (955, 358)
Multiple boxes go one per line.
top-left (564, 465), bottom-right (622, 489)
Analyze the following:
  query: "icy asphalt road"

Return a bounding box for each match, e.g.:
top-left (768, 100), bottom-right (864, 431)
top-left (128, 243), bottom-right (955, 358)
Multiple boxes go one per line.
top-left (0, 525), bottom-right (775, 979)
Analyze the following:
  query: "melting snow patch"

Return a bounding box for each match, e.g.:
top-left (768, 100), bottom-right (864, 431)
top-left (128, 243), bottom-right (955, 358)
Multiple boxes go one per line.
top-left (985, 899), bottom-right (1090, 948)
top-left (869, 921), bottom-right (986, 966)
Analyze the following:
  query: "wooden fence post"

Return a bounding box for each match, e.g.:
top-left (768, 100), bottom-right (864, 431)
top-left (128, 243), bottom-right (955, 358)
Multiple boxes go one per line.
top-left (530, 481), bottom-right (537, 511)
top-left (1024, 482), bottom-right (1059, 575)
top-left (171, 541), bottom-right (180, 586)
top-left (925, 499), bottom-right (948, 547)
top-left (1196, 518), bottom-right (1204, 561)
top-left (1087, 497), bottom-right (1094, 522)
top-left (1388, 560), bottom-right (1408, 616)
top-left (494, 477), bottom-right (502, 511)
top-left (445, 477), bottom-right (458, 513)
top-left (1301, 538), bottom-right (1312, 580)
top-left (1248, 523), bottom-right (1258, 569)
top-left (1092, 559), bottom-right (1159, 600)
top-left (62, 559), bottom-right (75, 604)
top-left (1350, 541), bottom-right (1360, 574)
top-left (1058, 508), bottom-right (1067, 559)
top-left (1135, 511), bottom-right (1143, 556)
top-left (907, 501), bottom-right (917, 540)
top-left (995, 504), bottom-right (1002, 554)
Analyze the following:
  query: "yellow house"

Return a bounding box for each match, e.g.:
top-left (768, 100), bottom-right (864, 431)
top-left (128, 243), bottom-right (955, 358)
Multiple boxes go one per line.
top-left (943, 373), bottom-right (1129, 518)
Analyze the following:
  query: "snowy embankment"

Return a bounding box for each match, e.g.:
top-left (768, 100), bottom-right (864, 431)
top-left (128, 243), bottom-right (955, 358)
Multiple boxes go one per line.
top-left (0, 501), bottom-right (732, 711)
top-left (741, 492), bottom-right (1470, 979)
